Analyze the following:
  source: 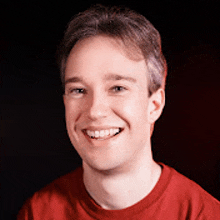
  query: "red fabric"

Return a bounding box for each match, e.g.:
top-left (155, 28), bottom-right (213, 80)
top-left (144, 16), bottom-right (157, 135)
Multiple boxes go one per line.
top-left (17, 164), bottom-right (220, 219)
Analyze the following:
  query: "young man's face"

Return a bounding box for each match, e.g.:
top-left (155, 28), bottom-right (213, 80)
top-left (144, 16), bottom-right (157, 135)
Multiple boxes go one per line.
top-left (63, 36), bottom-right (164, 172)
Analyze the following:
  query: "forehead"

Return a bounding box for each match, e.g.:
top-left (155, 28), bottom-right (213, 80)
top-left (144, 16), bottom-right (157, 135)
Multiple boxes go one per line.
top-left (65, 35), bottom-right (148, 85)
top-left (71, 35), bottom-right (144, 60)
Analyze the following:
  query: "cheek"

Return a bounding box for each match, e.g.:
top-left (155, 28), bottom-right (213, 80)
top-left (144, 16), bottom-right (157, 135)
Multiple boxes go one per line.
top-left (114, 96), bottom-right (149, 126)
top-left (65, 105), bottom-right (73, 124)
top-left (65, 101), bottom-right (82, 120)
top-left (64, 103), bottom-right (80, 133)
top-left (64, 104), bottom-right (83, 146)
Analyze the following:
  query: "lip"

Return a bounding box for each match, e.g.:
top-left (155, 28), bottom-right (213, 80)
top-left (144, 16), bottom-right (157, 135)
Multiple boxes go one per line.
top-left (82, 127), bottom-right (124, 141)
top-left (82, 126), bottom-right (122, 131)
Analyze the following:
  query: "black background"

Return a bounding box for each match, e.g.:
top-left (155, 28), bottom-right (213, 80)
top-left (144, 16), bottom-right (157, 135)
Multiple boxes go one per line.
top-left (1, 0), bottom-right (220, 219)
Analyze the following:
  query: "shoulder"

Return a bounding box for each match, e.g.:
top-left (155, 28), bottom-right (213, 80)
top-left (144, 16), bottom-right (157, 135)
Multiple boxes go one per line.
top-left (35, 167), bottom-right (83, 202)
top-left (161, 163), bottom-right (220, 218)
top-left (17, 167), bottom-right (83, 219)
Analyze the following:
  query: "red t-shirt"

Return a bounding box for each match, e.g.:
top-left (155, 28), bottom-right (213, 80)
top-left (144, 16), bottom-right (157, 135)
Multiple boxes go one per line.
top-left (17, 163), bottom-right (220, 219)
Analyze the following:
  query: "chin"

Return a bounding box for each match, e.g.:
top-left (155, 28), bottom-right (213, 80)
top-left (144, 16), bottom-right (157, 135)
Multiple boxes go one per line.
top-left (83, 157), bottom-right (131, 175)
top-left (83, 160), bottom-right (121, 173)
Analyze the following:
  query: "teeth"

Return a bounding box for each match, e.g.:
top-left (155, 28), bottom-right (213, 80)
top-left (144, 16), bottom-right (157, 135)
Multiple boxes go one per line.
top-left (95, 131), bottom-right (99, 138)
top-left (105, 130), bottom-right (110, 136)
top-left (85, 128), bottom-right (120, 139)
top-left (87, 130), bottom-right (95, 137)
top-left (110, 129), bottom-right (114, 136)
top-left (100, 130), bottom-right (105, 137)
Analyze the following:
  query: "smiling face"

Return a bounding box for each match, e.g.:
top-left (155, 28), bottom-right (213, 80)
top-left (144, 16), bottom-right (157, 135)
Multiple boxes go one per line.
top-left (63, 35), bottom-right (165, 172)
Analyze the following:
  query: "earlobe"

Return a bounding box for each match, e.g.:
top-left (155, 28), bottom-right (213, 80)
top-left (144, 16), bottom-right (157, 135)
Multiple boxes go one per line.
top-left (148, 88), bottom-right (165, 123)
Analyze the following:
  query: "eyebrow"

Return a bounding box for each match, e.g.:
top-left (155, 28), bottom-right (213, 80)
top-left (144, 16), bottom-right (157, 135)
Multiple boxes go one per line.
top-left (64, 73), bottom-right (137, 85)
top-left (104, 73), bottom-right (137, 83)
top-left (65, 76), bottom-right (82, 85)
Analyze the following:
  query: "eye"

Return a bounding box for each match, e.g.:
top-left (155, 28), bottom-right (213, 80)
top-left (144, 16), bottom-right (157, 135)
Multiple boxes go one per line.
top-left (70, 88), bottom-right (86, 94)
top-left (66, 87), bottom-right (87, 97)
top-left (111, 86), bottom-right (127, 93)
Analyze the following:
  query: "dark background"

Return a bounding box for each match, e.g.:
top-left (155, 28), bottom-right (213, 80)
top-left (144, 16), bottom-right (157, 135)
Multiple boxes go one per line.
top-left (1, 0), bottom-right (219, 219)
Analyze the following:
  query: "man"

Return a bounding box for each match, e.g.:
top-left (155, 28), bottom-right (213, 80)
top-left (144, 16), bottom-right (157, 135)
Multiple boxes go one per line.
top-left (17, 4), bottom-right (220, 219)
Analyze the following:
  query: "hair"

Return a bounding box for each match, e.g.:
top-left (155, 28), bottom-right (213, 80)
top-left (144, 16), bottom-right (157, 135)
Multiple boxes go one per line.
top-left (57, 4), bottom-right (167, 96)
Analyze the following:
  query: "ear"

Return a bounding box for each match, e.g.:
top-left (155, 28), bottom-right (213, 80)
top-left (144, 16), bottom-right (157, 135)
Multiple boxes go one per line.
top-left (63, 94), bottom-right (67, 106)
top-left (148, 88), bottom-right (165, 124)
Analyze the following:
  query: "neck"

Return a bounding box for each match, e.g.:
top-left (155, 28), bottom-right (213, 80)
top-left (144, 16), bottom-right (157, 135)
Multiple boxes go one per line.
top-left (83, 155), bottom-right (161, 210)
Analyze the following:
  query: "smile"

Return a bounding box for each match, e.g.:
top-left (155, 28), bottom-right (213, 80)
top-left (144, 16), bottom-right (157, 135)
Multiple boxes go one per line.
top-left (84, 128), bottom-right (122, 140)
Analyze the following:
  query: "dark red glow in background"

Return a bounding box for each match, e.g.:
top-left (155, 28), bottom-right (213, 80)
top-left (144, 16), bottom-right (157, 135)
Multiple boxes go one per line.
top-left (1, 1), bottom-right (219, 219)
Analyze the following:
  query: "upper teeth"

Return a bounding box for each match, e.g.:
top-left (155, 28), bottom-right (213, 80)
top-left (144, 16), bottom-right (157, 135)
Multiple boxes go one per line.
top-left (86, 128), bottom-right (120, 138)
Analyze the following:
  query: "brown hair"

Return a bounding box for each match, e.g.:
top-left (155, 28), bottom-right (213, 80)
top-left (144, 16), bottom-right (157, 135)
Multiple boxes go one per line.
top-left (57, 4), bottom-right (167, 95)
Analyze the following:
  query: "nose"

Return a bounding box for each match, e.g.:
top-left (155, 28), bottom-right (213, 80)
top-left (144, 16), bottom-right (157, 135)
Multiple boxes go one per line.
top-left (86, 92), bottom-right (109, 120)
